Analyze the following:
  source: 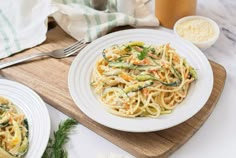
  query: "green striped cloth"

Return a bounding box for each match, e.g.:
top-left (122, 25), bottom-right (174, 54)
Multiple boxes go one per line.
top-left (0, 0), bottom-right (158, 59)
top-left (51, 0), bottom-right (159, 42)
top-left (0, 0), bottom-right (50, 59)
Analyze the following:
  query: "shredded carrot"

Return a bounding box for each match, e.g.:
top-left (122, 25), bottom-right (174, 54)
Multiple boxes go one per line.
top-left (124, 103), bottom-right (130, 110)
top-left (148, 53), bottom-right (158, 59)
top-left (133, 58), bottom-right (150, 65)
top-left (97, 66), bottom-right (103, 74)
top-left (9, 117), bottom-right (12, 124)
top-left (172, 53), bottom-right (180, 62)
top-left (133, 46), bottom-right (143, 52)
top-left (119, 72), bottom-right (133, 81)
top-left (142, 88), bottom-right (149, 96)
top-left (158, 72), bottom-right (165, 80)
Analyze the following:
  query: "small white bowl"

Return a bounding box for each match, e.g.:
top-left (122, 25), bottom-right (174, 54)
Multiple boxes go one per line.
top-left (173, 16), bottom-right (220, 50)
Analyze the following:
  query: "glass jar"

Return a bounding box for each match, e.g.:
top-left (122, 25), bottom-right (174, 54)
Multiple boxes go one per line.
top-left (155, 0), bottom-right (197, 29)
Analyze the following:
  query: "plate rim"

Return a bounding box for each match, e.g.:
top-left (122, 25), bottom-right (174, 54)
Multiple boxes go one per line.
top-left (68, 29), bottom-right (213, 132)
top-left (0, 78), bottom-right (51, 157)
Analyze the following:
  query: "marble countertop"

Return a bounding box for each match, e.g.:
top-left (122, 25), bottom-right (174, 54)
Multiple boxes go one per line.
top-left (19, 0), bottom-right (236, 157)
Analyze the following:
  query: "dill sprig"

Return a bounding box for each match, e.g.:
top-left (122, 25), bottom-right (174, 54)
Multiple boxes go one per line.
top-left (42, 118), bottom-right (78, 158)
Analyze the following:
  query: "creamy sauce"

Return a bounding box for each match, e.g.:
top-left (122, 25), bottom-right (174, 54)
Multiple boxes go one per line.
top-left (176, 18), bottom-right (216, 43)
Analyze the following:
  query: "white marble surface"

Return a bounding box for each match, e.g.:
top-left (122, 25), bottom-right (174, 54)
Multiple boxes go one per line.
top-left (47, 0), bottom-right (236, 157)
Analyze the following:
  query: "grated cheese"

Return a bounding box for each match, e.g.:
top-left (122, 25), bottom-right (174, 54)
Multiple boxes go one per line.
top-left (176, 18), bottom-right (216, 43)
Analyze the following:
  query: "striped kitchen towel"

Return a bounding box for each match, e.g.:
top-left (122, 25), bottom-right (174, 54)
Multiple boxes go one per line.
top-left (0, 0), bottom-right (51, 59)
top-left (51, 0), bottom-right (159, 42)
top-left (0, 0), bottom-right (159, 59)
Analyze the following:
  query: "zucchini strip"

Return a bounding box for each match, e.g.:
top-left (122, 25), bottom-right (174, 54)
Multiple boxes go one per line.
top-left (136, 74), bottom-right (180, 87)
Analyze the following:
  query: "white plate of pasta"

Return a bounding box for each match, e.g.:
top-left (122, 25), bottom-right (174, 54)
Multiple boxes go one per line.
top-left (0, 79), bottom-right (50, 157)
top-left (68, 29), bottom-right (213, 132)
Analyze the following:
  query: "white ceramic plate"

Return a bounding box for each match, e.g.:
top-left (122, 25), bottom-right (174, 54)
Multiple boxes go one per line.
top-left (0, 79), bottom-right (50, 157)
top-left (68, 29), bottom-right (213, 132)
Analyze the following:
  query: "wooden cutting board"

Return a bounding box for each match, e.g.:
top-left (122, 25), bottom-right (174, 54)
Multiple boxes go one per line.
top-left (0, 26), bottom-right (226, 158)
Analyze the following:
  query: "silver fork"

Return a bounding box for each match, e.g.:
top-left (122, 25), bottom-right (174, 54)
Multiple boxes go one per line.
top-left (0, 39), bottom-right (87, 69)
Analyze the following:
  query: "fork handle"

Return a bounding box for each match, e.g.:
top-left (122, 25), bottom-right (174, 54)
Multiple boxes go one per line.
top-left (0, 53), bottom-right (48, 69)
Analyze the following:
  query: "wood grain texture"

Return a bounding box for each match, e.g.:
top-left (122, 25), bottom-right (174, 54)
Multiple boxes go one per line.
top-left (0, 26), bottom-right (226, 158)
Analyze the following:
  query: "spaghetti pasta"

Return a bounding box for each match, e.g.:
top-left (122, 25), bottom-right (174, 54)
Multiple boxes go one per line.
top-left (90, 42), bottom-right (197, 118)
top-left (0, 96), bottom-right (28, 158)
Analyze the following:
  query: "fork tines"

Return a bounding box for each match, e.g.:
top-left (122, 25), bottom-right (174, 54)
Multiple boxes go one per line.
top-left (65, 39), bottom-right (85, 52)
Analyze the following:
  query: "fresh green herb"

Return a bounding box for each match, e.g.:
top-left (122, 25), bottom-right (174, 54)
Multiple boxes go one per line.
top-left (124, 45), bottom-right (132, 52)
top-left (150, 47), bottom-right (155, 53)
top-left (24, 119), bottom-right (29, 137)
top-left (42, 118), bottom-right (78, 158)
top-left (137, 47), bottom-right (148, 60)
top-left (102, 50), bottom-right (110, 62)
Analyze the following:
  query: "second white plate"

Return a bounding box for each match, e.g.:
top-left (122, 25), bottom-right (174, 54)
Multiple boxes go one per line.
top-left (68, 29), bottom-right (213, 132)
top-left (0, 79), bottom-right (50, 158)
